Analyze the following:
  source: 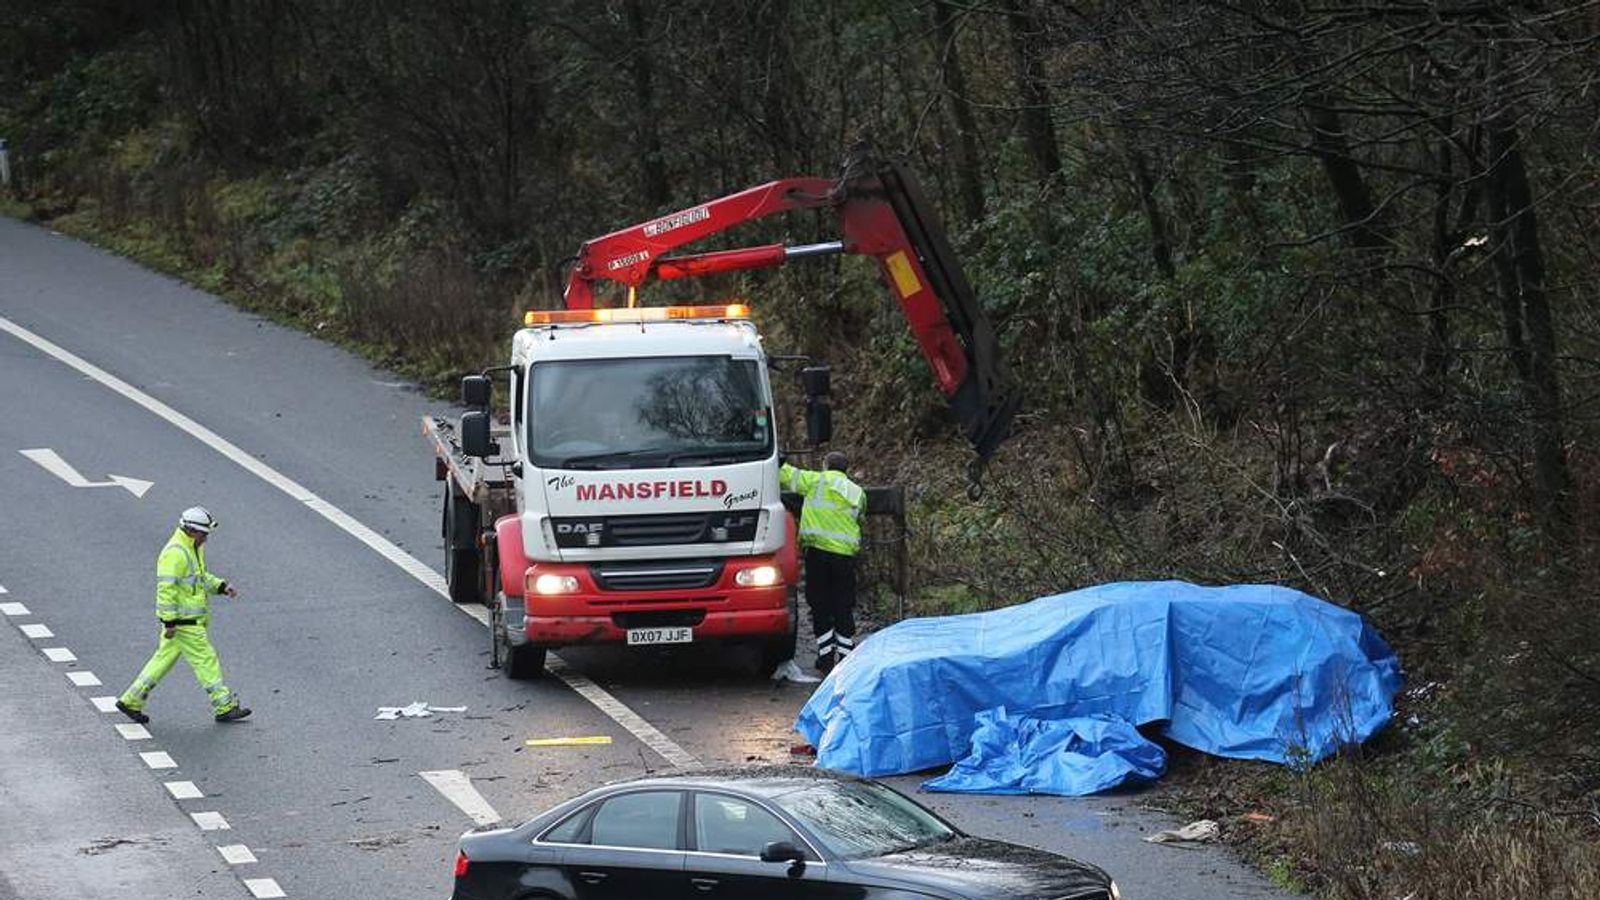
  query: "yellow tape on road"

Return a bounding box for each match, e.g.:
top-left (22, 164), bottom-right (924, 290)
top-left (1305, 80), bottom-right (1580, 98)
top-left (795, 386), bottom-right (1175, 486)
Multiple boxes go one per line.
top-left (525, 736), bottom-right (614, 747)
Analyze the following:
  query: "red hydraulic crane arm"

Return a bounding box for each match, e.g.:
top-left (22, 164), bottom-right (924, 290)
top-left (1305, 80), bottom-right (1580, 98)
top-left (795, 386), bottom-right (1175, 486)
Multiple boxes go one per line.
top-left (560, 146), bottom-right (1020, 467)
top-left (563, 177), bottom-right (836, 309)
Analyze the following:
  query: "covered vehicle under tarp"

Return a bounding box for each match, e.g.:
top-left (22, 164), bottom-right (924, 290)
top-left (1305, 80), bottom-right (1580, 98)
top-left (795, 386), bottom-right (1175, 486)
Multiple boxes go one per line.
top-left (795, 581), bottom-right (1401, 779)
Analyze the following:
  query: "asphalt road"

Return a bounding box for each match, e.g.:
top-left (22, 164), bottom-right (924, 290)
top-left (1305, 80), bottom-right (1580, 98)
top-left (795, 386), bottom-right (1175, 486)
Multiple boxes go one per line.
top-left (0, 216), bottom-right (1300, 899)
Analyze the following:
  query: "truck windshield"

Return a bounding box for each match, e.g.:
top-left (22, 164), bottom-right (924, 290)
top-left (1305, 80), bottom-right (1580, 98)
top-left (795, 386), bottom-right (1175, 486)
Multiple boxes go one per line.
top-left (528, 356), bottom-right (772, 469)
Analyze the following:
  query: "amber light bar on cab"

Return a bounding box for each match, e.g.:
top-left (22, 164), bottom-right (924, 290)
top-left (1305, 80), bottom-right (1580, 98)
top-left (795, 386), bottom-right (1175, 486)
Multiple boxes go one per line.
top-left (524, 303), bottom-right (749, 326)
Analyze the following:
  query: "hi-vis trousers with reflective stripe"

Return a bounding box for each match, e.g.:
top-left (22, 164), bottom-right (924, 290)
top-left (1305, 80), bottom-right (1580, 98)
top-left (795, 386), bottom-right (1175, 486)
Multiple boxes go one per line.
top-left (119, 625), bottom-right (237, 715)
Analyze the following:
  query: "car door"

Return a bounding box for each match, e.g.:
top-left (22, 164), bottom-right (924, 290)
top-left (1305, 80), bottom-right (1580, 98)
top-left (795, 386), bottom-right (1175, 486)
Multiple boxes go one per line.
top-left (682, 790), bottom-right (855, 899)
top-left (558, 789), bottom-right (688, 900)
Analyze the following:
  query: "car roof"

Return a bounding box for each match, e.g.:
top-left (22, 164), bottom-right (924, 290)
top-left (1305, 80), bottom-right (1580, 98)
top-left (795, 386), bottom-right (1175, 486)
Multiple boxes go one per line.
top-left (598, 764), bottom-right (872, 798)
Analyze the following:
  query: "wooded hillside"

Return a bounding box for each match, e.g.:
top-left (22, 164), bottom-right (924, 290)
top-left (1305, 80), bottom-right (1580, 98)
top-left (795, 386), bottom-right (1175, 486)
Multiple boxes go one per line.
top-left (3, 3), bottom-right (1596, 895)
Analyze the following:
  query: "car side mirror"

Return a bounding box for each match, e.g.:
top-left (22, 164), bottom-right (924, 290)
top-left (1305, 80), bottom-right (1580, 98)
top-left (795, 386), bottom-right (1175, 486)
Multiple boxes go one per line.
top-left (462, 374), bottom-right (491, 408)
top-left (760, 841), bottom-right (806, 878)
top-left (805, 397), bottom-right (832, 446)
top-left (461, 410), bottom-right (495, 458)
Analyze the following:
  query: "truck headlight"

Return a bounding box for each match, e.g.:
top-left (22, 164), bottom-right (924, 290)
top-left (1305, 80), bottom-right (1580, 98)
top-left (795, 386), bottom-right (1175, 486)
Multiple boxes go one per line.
top-left (529, 573), bottom-right (580, 595)
top-left (735, 565), bottom-right (780, 587)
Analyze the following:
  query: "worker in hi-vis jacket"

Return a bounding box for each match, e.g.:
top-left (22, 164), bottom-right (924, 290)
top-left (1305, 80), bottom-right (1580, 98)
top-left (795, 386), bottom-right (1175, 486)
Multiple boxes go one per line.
top-left (780, 451), bottom-right (866, 674)
top-left (117, 507), bottom-right (252, 724)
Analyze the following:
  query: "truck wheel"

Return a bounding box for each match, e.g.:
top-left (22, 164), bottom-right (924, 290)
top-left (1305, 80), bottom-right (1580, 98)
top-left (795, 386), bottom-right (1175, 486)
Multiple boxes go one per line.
top-left (443, 487), bottom-right (483, 605)
top-left (492, 592), bottom-right (547, 679)
top-left (504, 643), bottom-right (547, 680)
top-left (759, 588), bottom-right (801, 674)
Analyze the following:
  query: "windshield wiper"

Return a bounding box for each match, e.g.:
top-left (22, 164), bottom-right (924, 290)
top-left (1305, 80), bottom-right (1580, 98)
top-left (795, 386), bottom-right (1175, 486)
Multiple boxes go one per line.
top-left (666, 449), bottom-right (767, 467)
top-left (558, 449), bottom-right (670, 470)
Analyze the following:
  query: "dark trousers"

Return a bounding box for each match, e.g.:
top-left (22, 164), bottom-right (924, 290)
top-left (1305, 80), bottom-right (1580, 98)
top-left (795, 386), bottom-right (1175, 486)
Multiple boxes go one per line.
top-left (804, 547), bottom-right (857, 659)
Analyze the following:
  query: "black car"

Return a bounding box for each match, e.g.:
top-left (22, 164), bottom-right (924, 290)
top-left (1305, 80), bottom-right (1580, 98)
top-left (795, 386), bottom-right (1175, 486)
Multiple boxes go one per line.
top-left (451, 766), bottom-right (1119, 900)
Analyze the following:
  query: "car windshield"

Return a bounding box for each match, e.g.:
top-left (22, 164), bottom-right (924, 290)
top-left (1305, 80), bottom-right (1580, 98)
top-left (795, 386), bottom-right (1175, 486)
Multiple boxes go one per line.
top-left (528, 356), bottom-right (772, 469)
top-left (767, 781), bottom-right (956, 859)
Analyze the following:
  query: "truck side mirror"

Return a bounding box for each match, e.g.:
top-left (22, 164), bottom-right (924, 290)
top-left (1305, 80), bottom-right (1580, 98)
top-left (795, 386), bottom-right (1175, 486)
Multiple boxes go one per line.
top-left (806, 397), bottom-right (833, 446)
top-left (461, 375), bottom-right (491, 409)
top-left (800, 366), bottom-right (831, 399)
top-left (460, 410), bottom-right (495, 458)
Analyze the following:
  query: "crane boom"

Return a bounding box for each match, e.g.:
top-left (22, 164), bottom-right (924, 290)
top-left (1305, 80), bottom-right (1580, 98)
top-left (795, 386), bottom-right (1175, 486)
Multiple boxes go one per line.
top-left (561, 145), bottom-right (1020, 467)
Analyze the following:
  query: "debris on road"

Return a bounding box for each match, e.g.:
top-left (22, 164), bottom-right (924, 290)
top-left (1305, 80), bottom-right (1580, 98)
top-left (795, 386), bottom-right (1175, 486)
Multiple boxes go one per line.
top-left (796, 581), bottom-right (1402, 783)
top-left (374, 701), bottom-right (467, 720)
top-left (1144, 819), bottom-right (1221, 846)
top-left (770, 659), bottom-right (821, 684)
top-left (79, 835), bottom-right (168, 855)
top-left (923, 707), bottom-right (1165, 796)
top-left (525, 736), bottom-right (613, 747)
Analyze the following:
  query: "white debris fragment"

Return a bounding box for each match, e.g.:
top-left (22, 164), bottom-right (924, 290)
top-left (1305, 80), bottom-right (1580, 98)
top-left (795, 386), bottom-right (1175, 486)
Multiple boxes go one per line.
top-left (1144, 819), bottom-right (1221, 845)
top-left (770, 659), bottom-right (821, 684)
top-left (375, 702), bottom-right (466, 720)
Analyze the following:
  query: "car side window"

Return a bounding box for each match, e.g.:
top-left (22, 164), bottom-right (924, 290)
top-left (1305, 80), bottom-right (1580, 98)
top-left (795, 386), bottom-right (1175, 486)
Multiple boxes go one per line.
top-left (693, 793), bottom-right (802, 857)
top-left (541, 805), bottom-right (594, 844)
top-left (589, 791), bottom-right (683, 851)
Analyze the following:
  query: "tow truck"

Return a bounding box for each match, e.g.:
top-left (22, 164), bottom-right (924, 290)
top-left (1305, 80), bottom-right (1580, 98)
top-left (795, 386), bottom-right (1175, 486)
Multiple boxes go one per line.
top-left (425, 145), bottom-right (1019, 678)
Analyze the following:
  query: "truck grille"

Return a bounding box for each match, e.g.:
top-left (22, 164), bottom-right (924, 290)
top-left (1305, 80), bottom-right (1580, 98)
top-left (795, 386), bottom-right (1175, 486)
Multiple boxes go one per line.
top-left (591, 560), bottom-right (723, 592)
top-left (610, 513), bottom-right (711, 546)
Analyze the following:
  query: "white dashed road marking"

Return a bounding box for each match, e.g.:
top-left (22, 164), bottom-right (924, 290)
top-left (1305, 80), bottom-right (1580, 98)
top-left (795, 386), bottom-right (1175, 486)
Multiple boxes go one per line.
top-left (66, 671), bottom-right (102, 687)
top-left (190, 811), bottom-right (230, 831)
top-left (115, 723), bottom-right (152, 740)
top-left (91, 696), bottom-right (120, 713)
top-left (243, 877), bottom-right (286, 899)
top-left (419, 770), bottom-right (501, 827)
top-left (0, 312), bottom-right (701, 769)
top-left (165, 780), bottom-right (204, 800)
top-left (0, 602), bottom-right (27, 616)
top-left (19, 623), bottom-right (53, 639)
top-left (140, 751), bottom-right (177, 770)
top-left (218, 844), bottom-right (258, 865)
top-left (42, 646), bottom-right (76, 662)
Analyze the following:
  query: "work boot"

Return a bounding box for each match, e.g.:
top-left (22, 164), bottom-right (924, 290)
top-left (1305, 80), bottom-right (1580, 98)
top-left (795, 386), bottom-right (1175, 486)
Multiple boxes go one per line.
top-left (214, 705), bottom-right (252, 723)
top-left (814, 652), bottom-right (836, 676)
top-left (115, 700), bottom-right (149, 725)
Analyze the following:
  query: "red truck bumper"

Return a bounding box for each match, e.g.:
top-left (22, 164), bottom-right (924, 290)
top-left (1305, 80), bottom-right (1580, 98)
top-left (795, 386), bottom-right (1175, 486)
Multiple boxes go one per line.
top-left (516, 557), bottom-right (792, 647)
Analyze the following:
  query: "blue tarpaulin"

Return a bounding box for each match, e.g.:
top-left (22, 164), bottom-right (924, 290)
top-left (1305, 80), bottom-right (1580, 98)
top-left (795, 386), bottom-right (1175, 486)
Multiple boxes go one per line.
top-left (795, 581), bottom-right (1402, 781)
top-left (921, 707), bottom-right (1166, 796)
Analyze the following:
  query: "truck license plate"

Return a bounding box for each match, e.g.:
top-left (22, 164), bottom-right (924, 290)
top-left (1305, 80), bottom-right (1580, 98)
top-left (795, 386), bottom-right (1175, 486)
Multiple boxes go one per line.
top-left (626, 626), bottom-right (693, 646)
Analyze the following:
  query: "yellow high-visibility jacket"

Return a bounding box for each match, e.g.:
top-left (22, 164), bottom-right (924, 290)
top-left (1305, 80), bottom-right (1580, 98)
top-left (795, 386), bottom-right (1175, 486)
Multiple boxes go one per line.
top-left (780, 463), bottom-right (865, 556)
top-left (155, 528), bottom-right (227, 625)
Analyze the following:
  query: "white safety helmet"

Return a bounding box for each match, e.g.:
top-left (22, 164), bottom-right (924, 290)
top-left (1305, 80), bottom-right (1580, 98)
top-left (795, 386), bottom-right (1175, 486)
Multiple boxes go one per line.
top-left (179, 506), bottom-right (219, 534)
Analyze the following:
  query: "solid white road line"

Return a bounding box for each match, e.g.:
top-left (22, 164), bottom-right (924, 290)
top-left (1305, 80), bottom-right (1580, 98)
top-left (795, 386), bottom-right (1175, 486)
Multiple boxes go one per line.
top-left (42, 647), bottom-right (77, 662)
top-left (115, 723), bottom-right (153, 740)
top-left (91, 696), bottom-right (120, 713)
top-left (19, 623), bottom-right (53, 639)
top-left (165, 780), bottom-right (204, 800)
top-left (140, 751), bottom-right (177, 770)
top-left (0, 313), bottom-right (702, 769)
top-left (66, 671), bottom-right (102, 687)
top-left (546, 657), bottom-right (703, 769)
top-left (418, 770), bottom-right (501, 827)
top-left (190, 811), bottom-right (230, 831)
top-left (242, 877), bottom-right (286, 899)
top-left (0, 602), bottom-right (27, 616)
top-left (217, 844), bottom-right (258, 865)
